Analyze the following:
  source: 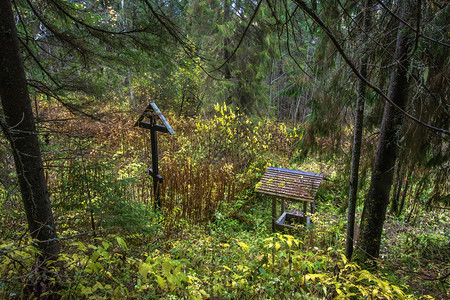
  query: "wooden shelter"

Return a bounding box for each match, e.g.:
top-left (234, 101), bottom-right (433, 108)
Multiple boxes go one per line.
top-left (255, 167), bottom-right (323, 232)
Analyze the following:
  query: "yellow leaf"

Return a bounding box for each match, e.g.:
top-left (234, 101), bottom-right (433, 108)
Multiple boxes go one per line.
top-left (237, 241), bottom-right (250, 252)
top-left (372, 289), bottom-right (379, 297)
top-left (357, 270), bottom-right (372, 281)
top-left (275, 242), bottom-right (281, 251)
top-left (392, 285), bottom-right (405, 300)
top-left (223, 265), bottom-right (234, 273)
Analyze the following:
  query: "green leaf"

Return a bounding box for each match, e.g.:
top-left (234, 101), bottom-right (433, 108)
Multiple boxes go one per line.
top-left (116, 236), bottom-right (128, 251)
top-left (173, 264), bottom-right (182, 276)
top-left (81, 286), bottom-right (93, 295)
top-left (87, 262), bottom-right (98, 274)
top-left (92, 281), bottom-right (103, 291)
top-left (162, 261), bottom-right (172, 276)
top-left (91, 250), bottom-right (100, 262)
top-left (139, 263), bottom-right (152, 279)
top-left (71, 242), bottom-right (87, 251)
top-left (156, 275), bottom-right (165, 289)
top-left (102, 240), bottom-right (110, 251)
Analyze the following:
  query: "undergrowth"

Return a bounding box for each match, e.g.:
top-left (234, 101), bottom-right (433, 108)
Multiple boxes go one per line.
top-left (0, 102), bottom-right (447, 299)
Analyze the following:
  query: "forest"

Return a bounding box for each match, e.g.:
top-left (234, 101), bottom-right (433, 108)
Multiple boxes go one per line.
top-left (0, 0), bottom-right (448, 299)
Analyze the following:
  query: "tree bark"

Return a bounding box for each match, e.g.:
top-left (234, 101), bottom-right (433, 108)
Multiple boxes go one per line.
top-left (0, 0), bottom-right (60, 264)
top-left (223, 0), bottom-right (232, 81)
top-left (355, 15), bottom-right (412, 262)
top-left (345, 0), bottom-right (373, 260)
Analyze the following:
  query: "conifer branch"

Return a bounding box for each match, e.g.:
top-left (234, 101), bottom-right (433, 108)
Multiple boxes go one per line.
top-left (211, 0), bottom-right (264, 73)
top-left (376, 0), bottom-right (449, 48)
top-left (292, 0), bottom-right (449, 135)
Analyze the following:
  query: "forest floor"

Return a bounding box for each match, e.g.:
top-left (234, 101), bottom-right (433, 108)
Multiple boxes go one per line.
top-left (380, 211), bottom-right (449, 299)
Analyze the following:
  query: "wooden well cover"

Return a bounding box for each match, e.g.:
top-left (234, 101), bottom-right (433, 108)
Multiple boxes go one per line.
top-left (255, 167), bottom-right (323, 202)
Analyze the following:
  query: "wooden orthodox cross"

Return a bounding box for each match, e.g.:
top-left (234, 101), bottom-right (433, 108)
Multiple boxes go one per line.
top-left (134, 103), bottom-right (175, 210)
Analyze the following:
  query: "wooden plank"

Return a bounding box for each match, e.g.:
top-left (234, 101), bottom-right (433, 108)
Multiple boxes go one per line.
top-left (264, 170), bottom-right (323, 181)
top-left (256, 188), bottom-right (315, 200)
top-left (150, 103), bottom-right (176, 135)
top-left (257, 182), bottom-right (319, 193)
top-left (255, 184), bottom-right (317, 197)
top-left (259, 175), bottom-right (321, 184)
top-left (255, 189), bottom-right (315, 202)
top-left (267, 166), bottom-right (323, 178)
top-left (256, 181), bottom-right (316, 194)
top-left (260, 175), bottom-right (322, 186)
top-left (261, 176), bottom-right (322, 186)
top-left (258, 180), bottom-right (319, 191)
top-left (259, 172), bottom-right (321, 182)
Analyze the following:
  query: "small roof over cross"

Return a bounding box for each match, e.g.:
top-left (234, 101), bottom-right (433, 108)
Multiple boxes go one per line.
top-left (134, 102), bottom-right (175, 135)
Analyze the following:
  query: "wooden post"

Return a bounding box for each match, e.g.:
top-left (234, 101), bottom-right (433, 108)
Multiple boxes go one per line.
top-left (281, 199), bottom-right (285, 214)
top-left (303, 201), bottom-right (307, 224)
top-left (150, 118), bottom-right (160, 210)
top-left (272, 198), bottom-right (276, 232)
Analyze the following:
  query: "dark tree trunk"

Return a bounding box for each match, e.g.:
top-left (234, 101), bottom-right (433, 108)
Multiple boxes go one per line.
top-left (0, 0), bottom-right (60, 263)
top-left (345, 0), bottom-right (373, 260)
top-left (354, 17), bottom-right (412, 262)
top-left (223, 0), bottom-right (232, 81)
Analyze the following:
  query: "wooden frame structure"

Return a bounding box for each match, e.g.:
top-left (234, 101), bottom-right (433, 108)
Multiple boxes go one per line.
top-left (255, 167), bottom-right (323, 232)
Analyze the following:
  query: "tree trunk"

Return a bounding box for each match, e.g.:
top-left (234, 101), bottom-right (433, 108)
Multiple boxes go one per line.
top-left (0, 0), bottom-right (60, 264)
top-left (354, 16), bottom-right (412, 262)
top-left (345, 0), bottom-right (373, 260)
top-left (223, 0), bottom-right (232, 81)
